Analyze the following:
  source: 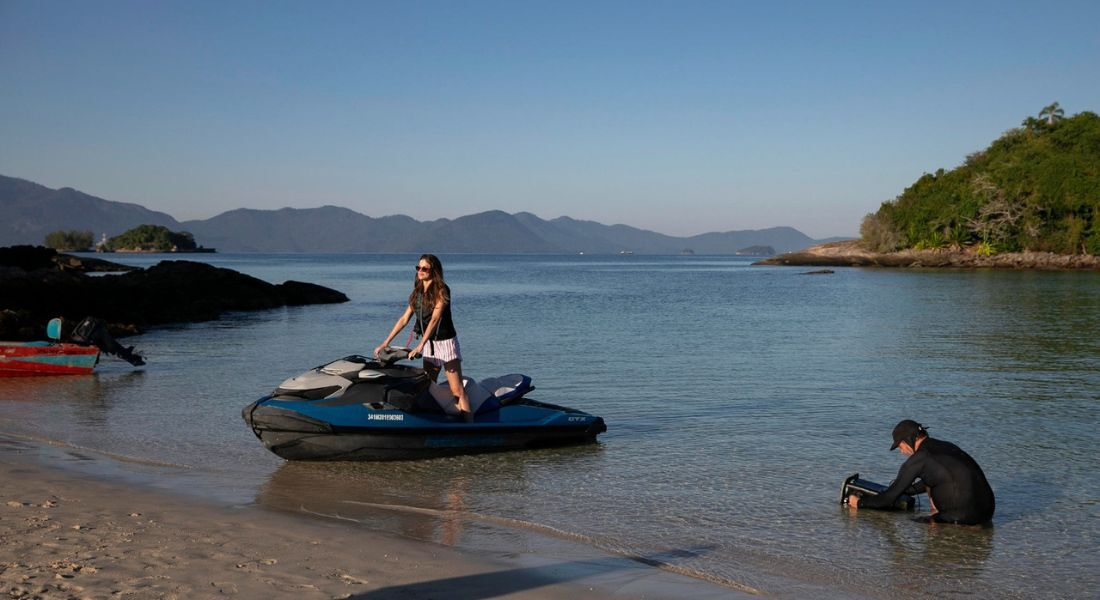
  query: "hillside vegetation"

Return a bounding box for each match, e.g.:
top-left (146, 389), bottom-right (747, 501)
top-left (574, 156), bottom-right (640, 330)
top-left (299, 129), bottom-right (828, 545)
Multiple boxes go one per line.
top-left (862, 104), bottom-right (1100, 255)
top-left (44, 230), bottom-right (94, 252)
top-left (108, 225), bottom-right (200, 252)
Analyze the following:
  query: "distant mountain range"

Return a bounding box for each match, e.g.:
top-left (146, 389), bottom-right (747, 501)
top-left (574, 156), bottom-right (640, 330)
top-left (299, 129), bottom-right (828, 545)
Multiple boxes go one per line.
top-left (0, 174), bottom-right (841, 254)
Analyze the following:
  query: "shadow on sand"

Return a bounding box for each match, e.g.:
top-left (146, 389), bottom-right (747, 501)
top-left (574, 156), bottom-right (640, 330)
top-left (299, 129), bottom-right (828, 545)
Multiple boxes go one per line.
top-left (347, 547), bottom-right (743, 600)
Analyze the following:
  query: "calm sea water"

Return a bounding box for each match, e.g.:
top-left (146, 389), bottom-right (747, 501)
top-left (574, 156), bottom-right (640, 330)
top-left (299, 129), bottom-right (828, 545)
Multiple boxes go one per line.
top-left (1, 254), bottom-right (1097, 597)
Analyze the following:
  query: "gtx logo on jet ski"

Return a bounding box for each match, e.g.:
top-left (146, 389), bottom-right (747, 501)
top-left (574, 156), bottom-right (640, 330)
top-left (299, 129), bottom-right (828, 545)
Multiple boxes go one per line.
top-left (568, 416), bottom-right (589, 422)
top-left (367, 414), bottom-right (405, 421)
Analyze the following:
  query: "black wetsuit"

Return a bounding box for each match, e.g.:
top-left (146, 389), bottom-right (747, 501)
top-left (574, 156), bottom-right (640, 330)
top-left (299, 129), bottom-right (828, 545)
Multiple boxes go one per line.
top-left (857, 438), bottom-right (995, 525)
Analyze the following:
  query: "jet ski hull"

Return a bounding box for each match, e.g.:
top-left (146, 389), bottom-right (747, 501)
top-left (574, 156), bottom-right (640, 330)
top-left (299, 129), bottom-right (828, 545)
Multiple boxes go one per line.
top-left (243, 397), bottom-right (606, 461)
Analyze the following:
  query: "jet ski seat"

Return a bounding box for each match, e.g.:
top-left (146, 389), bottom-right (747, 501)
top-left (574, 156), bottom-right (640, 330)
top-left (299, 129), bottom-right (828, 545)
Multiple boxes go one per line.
top-left (428, 374), bottom-right (534, 416)
top-left (478, 374), bottom-right (533, 404)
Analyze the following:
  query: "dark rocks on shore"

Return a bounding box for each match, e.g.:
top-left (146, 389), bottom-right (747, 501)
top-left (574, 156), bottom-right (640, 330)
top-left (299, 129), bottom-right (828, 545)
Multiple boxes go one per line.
top-left (0, 246), bottom-right (349, 341)
top-left (754, 240), bottom-right (1100, 270)
top-left (0, 245), bottom-right (139, 273)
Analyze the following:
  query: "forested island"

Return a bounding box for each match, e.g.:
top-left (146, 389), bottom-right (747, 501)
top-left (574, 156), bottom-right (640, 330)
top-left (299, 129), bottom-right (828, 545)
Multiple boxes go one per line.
top-left (46, 225), bottom-right (215, 253)
top-left (762, 104), bottom-right (1100, 269)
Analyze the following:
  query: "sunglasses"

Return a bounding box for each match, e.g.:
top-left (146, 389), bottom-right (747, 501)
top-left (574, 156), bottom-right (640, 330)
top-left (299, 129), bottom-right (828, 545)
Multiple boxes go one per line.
top-left (415, 265), bottom-right (431, 273)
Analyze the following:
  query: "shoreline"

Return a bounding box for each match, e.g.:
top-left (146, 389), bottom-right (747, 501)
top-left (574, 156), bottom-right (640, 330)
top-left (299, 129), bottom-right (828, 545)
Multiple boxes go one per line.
top-left (0, 437), bottom-right (750, 599)
top-left (755, 240), bottom-right (1100, 270)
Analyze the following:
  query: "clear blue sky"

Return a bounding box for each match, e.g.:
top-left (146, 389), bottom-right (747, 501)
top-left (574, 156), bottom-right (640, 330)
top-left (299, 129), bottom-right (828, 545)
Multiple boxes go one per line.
top-left (2, 1), bottom-right (1097, 238)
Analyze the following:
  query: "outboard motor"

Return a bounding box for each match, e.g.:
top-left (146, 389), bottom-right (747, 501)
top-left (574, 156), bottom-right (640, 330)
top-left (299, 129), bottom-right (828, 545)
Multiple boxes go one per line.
top-left (841, 473), bottom-right (918, 510)
top-left (69, 316), bottom-right (145, 366)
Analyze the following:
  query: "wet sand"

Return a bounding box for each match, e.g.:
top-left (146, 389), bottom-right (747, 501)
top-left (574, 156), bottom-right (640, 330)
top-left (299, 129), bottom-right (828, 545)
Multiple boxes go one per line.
top-left (0, 450), bottom-right (749, 599)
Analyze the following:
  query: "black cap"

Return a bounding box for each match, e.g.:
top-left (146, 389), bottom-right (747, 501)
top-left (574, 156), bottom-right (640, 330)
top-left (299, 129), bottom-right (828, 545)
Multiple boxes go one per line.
top-left (890, 420), bottom-right (927, 450)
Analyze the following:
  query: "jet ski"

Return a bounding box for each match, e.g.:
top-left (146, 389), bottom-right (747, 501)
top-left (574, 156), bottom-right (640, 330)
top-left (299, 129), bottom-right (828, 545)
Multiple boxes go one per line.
top-left (242, 347), bottom-right (607, 461)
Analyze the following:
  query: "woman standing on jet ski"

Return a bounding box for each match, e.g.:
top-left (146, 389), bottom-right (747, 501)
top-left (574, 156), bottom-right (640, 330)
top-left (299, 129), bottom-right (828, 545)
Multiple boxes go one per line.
top-left (374, 254), bottom-right (474, 422)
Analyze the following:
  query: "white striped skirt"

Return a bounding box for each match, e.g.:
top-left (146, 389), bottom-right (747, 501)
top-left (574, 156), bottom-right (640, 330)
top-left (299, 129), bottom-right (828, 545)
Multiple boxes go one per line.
top-left (423, 336), bottom-right (461, 366)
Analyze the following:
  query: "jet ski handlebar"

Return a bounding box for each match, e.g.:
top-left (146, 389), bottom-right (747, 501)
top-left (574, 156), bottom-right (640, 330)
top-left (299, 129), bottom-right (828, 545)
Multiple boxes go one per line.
top-left (375, 346), bottom-right (419, 365)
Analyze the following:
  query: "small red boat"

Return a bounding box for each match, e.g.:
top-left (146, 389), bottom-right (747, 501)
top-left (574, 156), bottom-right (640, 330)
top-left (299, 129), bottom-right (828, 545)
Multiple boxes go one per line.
top-left (0, 341), bottom-right (101, 376)
top-left (0, 317), bottom-right (143, 377)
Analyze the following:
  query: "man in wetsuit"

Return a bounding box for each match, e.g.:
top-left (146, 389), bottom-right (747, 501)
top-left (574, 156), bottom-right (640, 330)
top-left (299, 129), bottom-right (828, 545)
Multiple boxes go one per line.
top-left (848, 420), bottom-right (995, 525)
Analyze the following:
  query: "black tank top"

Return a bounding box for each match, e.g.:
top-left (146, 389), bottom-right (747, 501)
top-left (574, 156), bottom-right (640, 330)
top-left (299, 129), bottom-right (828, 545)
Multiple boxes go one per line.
top-left (412, 284), bottom-right (457, 341)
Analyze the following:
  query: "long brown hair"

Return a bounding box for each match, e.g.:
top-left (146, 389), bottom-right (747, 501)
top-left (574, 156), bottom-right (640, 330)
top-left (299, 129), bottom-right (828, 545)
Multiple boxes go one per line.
top-left (408, 254), bottom-right (450, 309)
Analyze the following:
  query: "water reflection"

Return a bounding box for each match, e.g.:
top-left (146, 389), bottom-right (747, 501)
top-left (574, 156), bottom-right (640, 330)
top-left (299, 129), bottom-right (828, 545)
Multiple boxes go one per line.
top-left (964, 273), bottom-right (1100, 371)
top-left (0, 371), bottom-right (146, 425)
top-left (256, 445), bottom-right (607, 551)
top-left (257, 458), bottom-right (526, 547)
top-left (857, 511), bottom-right (994, 594)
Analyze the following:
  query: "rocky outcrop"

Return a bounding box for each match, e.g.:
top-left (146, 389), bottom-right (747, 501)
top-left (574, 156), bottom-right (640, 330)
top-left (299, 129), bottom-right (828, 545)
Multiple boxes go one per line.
top-left (0, 247), bottom-right (348, 340)
top-left (0, 245), bottom-right (139, 273)
top-left (755, 240), bottom-right (1100, 270)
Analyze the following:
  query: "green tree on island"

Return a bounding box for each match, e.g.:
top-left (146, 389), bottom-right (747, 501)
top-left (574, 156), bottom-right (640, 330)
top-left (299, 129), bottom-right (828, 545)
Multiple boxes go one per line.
top-left (1039, 102), bottom-right (1065, 125)
top-left (861, 104), bottom-right (1100, 255)
top-left (107, 225), bottom-right (199, 252)
top-left (44, 230), bottom-right (94, 252)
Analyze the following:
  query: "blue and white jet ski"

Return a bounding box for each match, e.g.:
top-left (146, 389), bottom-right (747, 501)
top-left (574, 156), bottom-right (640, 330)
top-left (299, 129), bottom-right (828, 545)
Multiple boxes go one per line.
top-left (242, 347), bottom-right (606, 461)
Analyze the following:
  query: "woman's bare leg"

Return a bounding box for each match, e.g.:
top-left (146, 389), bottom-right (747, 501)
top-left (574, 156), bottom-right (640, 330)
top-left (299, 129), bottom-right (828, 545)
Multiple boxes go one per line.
top-left (444, 359), bottom-right (472, 421)
top-left (423, 360), bottom-right (441, 383)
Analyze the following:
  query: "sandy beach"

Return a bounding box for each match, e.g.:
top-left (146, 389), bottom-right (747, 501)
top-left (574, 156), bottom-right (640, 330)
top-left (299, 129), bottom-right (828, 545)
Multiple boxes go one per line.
top-left (0, 446), bottom-right (748, 600)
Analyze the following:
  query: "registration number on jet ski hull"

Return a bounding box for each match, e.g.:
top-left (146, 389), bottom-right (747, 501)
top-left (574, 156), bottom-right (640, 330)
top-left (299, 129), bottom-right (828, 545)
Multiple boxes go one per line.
top-left (367, 414), bottom-right (405, 421)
